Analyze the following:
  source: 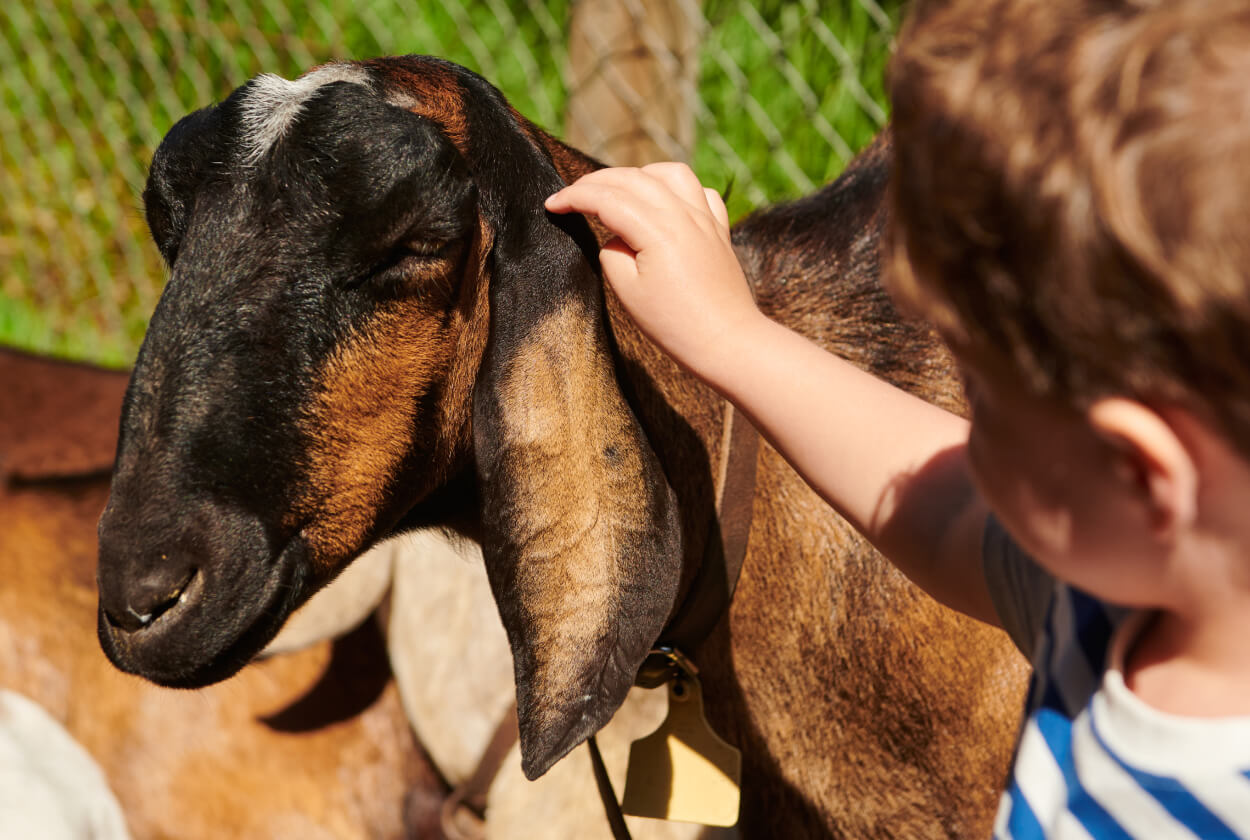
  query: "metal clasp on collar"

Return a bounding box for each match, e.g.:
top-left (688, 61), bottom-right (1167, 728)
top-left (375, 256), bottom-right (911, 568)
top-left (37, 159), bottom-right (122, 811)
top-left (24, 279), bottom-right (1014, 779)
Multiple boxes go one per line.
top-left (634, 646), bottom-right (698, 689)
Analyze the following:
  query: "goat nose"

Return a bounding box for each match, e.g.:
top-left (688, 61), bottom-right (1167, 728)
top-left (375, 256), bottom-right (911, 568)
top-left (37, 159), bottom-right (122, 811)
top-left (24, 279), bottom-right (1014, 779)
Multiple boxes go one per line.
top-left (101, 563), bottom-right (196, 633)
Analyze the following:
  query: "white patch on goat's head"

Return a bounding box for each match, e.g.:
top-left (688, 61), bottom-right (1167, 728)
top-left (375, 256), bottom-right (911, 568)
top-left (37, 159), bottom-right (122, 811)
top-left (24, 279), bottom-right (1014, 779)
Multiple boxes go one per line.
top-left (238, 63), bottom-right (372, 164)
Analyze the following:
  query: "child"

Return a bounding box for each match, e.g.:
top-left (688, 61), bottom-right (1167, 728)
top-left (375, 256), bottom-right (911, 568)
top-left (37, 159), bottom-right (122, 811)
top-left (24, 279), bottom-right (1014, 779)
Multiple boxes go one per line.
top-left (546, 0), bottom-right (1250, 836)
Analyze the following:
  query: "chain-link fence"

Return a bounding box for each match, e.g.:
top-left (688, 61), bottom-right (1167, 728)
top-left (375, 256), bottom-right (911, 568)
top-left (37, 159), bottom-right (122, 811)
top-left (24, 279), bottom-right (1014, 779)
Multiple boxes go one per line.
top-left (1, 0), bottom-right (900, 367)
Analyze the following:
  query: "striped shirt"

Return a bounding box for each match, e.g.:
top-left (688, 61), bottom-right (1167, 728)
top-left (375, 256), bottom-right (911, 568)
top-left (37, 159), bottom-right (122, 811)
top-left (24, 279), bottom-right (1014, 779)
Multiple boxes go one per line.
top-left (983, 516), bottom-right (1250, 839)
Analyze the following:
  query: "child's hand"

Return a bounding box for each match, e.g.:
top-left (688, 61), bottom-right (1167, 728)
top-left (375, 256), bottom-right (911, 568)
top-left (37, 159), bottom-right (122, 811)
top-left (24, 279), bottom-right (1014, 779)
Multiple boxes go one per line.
top-left (545, 163), bottom-right (761, 380)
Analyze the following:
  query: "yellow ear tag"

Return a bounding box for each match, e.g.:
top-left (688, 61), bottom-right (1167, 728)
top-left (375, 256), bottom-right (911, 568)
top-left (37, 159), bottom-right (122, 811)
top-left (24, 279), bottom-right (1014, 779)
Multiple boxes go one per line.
top-left (620, 674), bottom-right (742, 827)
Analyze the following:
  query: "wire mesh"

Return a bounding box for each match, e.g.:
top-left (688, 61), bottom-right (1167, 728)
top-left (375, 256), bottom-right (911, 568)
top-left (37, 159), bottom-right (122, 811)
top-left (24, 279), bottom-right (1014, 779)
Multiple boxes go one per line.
top-left (0, 0), bottom-right (900, 367)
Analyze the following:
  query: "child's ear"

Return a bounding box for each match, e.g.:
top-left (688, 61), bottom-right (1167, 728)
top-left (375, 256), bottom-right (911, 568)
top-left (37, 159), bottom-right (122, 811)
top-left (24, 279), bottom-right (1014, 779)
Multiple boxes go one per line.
top-left (1087, 398), bottom-right (1197, 539)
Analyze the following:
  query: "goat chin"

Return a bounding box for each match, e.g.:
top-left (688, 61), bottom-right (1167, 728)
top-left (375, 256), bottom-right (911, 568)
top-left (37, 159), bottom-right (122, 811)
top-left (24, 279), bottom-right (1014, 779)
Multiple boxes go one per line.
top-left (260, 541), bottom-right (395, 658)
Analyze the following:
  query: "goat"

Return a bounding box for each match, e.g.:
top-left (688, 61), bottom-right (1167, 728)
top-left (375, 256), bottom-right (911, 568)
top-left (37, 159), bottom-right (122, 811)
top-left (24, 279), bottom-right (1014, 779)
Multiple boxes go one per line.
top-left (96, 57), bottom-right (1029, 838)
top-left (0, 348), bottom-right (441, 840)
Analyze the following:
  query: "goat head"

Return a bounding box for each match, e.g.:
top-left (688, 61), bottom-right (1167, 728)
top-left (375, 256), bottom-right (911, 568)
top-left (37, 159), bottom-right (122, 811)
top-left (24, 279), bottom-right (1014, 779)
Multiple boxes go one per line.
top-left (97, 57), bottom-right (682, 778)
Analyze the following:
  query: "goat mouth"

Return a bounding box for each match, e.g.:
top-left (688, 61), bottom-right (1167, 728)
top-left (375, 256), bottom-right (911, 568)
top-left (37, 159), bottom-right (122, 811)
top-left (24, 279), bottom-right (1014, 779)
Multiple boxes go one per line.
top-left (97, 535), bottom-right (310, 688)
top-left (101, 567), bottom-right (201, 634)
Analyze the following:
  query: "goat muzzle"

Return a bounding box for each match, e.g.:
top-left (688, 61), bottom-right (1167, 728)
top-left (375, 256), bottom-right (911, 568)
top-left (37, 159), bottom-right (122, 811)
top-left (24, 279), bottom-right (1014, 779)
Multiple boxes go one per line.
top-left (96, 501), bottom-right (311, 688)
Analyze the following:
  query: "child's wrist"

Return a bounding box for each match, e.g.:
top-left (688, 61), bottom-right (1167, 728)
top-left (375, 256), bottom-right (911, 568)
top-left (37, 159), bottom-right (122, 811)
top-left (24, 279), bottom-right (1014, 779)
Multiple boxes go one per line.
top-left (682, 308), bottom-right (774, 390)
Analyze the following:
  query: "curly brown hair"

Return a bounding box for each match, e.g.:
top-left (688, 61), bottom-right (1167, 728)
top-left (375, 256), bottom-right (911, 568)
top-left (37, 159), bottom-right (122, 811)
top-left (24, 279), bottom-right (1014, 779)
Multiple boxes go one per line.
top-left (886, 0), bottom-right (1250, 454)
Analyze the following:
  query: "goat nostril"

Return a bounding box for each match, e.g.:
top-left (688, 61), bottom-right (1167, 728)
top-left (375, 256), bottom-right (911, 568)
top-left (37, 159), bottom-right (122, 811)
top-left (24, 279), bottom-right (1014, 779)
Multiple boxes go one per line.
top-left (104, 568), bottom-right (197, 633)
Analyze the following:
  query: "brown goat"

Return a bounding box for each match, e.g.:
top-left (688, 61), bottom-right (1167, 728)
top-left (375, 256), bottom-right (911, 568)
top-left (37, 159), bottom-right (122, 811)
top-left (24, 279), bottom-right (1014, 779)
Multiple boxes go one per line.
top-left (96, 57), bottom-right (1029, 838)
top-left (0, 348), bottom-right (441, 840)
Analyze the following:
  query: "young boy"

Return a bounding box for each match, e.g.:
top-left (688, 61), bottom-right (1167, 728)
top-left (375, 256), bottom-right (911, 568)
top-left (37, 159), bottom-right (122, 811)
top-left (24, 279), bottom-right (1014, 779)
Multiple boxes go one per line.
top-left (547, 0), bottom-right (1250, 836)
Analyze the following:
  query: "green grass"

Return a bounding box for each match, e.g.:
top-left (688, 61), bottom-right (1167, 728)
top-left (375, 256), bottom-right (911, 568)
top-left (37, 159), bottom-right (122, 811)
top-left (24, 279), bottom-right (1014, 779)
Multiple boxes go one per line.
top-left (0, 0), bottom-right (898, 366)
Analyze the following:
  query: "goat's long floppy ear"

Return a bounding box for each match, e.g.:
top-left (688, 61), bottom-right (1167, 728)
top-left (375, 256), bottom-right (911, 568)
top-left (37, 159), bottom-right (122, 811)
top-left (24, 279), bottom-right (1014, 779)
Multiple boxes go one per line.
top-left (460, 75), bottom-right (683, 781)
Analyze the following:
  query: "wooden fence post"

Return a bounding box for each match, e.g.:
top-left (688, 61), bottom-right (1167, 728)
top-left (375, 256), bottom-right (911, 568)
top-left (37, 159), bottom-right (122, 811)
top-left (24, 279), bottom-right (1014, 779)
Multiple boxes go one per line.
top-left (564, 0), bottom-right (701, 167)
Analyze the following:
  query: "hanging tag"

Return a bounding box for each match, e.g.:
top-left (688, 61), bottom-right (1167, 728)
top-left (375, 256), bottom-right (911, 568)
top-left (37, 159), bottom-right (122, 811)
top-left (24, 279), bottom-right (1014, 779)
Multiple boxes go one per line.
top-left (620, 674), bottom-right (741, 827)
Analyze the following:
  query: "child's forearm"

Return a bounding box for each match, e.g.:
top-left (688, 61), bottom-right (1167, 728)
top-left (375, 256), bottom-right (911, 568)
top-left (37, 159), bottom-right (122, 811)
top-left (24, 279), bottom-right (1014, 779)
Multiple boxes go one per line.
top-left (696, 312), bottom-right (997, 624)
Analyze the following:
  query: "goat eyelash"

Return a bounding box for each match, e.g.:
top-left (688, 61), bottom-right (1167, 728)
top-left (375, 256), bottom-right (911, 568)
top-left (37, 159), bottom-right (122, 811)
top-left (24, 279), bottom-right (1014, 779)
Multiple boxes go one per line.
top-left (346, 241), bottom-right (454, 291)
top-left (402, 240), bottom-right (450, 258)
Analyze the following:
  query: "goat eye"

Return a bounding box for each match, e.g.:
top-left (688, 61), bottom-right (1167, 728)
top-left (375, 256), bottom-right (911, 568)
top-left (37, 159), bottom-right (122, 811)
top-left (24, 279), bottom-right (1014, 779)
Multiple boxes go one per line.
top-left (345, 239), bottom-right (461, 294)
top-left (402, 239), bottom-right (449, 259)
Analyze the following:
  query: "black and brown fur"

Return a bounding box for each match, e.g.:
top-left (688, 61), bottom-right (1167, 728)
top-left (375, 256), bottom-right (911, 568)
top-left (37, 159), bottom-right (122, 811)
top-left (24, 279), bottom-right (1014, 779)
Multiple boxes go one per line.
top-left (97, 56), bottom-right (1027, 838)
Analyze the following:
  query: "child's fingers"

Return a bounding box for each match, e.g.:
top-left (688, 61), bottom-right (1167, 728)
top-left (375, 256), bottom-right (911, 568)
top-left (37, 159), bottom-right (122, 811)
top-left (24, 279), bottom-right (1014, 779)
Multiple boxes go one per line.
top-left (546, 166), bottom-right (731, 282)
top-left (639, 162), bottom-right (708, 211)
top-left (545, 177), bottom-right (665, 254)
top-left (547, 165), bottom-right (716, 237)
top-left (704, 188), bottom-right (730, 230)
top-left (547, 167), bottom-right (670, 215)
top-left (641, 163), bottom-right (731, 234)
top-left (599, 236), bottom-right (640, 287)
